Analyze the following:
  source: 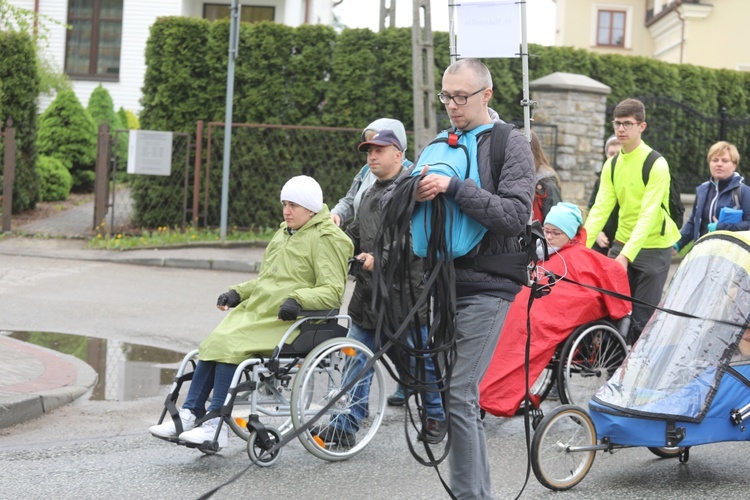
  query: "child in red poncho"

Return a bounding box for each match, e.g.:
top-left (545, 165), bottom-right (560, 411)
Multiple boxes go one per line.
top-left (479, 202), bottom-right (631, 417)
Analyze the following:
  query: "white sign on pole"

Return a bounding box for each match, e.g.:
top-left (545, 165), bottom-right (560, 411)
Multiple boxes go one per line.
top-left (127, 130), bottom-right (173, 176)
top-left (455, 1), bottom-right (520, 59)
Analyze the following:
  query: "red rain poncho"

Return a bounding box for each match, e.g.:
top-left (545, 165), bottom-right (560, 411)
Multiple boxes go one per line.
top-left (479, 229), bottom-right (631, 417)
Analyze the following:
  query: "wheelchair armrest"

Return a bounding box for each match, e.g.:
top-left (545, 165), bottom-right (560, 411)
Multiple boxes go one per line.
top-left (298, 309), bottom-right (340, 317)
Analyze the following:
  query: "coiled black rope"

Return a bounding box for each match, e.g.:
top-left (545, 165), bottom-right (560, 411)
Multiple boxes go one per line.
top-left (371, 174), bottom-right (459, 494)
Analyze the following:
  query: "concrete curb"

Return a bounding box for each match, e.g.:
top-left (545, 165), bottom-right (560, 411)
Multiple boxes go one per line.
top-left (0, 337), bottom-right (98, 429)
top-left (0, 239), bottom-right (266, 273)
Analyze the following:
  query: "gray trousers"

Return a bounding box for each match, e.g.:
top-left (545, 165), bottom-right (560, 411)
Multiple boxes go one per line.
top-left (448, 293), bottom-right (511, 499)
top-left (609, 242), bottom-right (672, 343)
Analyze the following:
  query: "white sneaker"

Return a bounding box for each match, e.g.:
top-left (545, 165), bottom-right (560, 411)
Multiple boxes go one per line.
top-left (179, 417), bottom-right (228, 448)
top-left (149, 408), bottom-right (196, 439)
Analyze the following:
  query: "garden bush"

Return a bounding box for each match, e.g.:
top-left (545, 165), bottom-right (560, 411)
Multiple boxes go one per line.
top-left (37, 89), bottom-right (97, 192)
top-left (118, 107), bottom-right (140, 130)
top-left (0, 30), bottom-right (39, 212)
top-left (36, 154), bottom-right (72, 201)
top-left (87, 84), bottom-right (123, 129)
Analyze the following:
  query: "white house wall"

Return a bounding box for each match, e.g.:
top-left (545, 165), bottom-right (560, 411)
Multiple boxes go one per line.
top-left (15, 0), bottom-right (334, 116)
top-left (182, 0), bottom-right (286, 23)
top-left (31, 1), bottom-right (182, 115)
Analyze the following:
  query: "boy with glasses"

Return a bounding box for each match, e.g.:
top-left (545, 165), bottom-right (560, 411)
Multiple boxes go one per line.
top-left (584, 98), bottom-right (680, 344)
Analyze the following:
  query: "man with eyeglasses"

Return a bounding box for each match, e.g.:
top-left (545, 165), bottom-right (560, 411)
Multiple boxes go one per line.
top-left (390, 58), bottom-right (534, 499)
top-left (584, 98), bottom-right (680, 345)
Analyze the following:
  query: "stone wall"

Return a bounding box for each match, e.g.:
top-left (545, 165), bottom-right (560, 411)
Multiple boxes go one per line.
top-left (529, 72), bottom-right (611, 207)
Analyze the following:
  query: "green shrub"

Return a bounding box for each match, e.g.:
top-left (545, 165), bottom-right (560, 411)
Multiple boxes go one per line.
top-left (118, 107), bottom-right (140, 130)
top-left (37, 89), bottom-right (97, 191)
top-left (0, 30), bottom-right (40, 212)
top-left (36, 154), bottom-right (72, 201)
top-left (87, 84), bottom-right (123, 129)
top-left (88, 85), bottom-right (128, 172)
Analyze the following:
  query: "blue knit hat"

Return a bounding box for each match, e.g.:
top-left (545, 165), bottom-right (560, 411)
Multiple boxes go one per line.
top-left (544, 202), bottom-right (583, 239)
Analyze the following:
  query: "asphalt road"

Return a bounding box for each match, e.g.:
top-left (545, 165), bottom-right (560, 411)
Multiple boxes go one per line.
top-left (2, 255), bottom-right (749, 499)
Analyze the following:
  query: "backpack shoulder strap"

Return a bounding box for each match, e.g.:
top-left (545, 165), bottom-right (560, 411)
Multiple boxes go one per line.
top-left (640, 150), bottom-right (663, 185)
top-left (733, 181), bottom-right (743, 209)
top-left (609, 153), bottom-right (619, 184)
top-left (489, 122), bottom-right (515, 190)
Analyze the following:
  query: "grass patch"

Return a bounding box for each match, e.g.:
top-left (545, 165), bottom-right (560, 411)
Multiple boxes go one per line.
top-left (88, 225), bottom-right (276, 250)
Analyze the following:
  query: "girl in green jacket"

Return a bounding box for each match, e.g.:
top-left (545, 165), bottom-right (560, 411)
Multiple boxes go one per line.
top-left (150, 175), bottom-right (353, 450)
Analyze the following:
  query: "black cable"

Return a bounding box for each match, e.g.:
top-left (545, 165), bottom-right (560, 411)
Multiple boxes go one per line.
top-left (371, 175), bottom-right (458, 492)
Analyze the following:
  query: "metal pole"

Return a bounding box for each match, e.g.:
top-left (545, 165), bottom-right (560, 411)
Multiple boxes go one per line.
top-left (2, 120), bottom-right (15, 233)
top-left (519, 0), bottom-right (532, 141)
top-left (412, 0), bottom-right (436, 154)
top-left (448, 0), bottom-right (456, 64)
top-left (220, 0), bottom-right (240, 240)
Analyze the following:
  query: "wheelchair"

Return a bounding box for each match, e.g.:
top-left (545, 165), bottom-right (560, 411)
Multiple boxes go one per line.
top-left (487, 317), bottom-right (629, 428)
top-left (152, 310), bottom-right (387, 466)
top-left (524, 318), bottom-right (629, 421)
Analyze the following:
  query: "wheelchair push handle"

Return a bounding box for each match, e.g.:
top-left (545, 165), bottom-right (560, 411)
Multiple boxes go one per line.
top-left (298, 309), bottom-right (340, 317)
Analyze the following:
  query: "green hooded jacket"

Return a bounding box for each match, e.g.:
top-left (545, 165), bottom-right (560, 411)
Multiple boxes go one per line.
top-left (199, 205), bottom-right (354, 363)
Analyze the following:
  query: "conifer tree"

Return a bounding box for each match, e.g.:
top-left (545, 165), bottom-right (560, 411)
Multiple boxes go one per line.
top-left (37, 89), bottom-right (97, 191)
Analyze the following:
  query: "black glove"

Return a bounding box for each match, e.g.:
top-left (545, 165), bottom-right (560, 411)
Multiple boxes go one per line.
top-left (277, 298), bottom-right (301, 321)
top-left (216, 290), bottom-right (241, 309)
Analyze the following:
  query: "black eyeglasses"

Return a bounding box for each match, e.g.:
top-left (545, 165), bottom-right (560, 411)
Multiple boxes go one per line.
top-left (611, 120), bottom-right (641, 130)
top-left (437, 88), bottom-right (485, 105)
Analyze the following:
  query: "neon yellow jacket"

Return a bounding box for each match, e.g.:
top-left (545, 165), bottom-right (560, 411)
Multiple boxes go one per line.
top-left (584, 141), bottom-right (680, 262)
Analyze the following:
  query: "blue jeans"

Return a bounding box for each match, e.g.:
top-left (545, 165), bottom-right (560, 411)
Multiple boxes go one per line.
top-left (448, 294), bottom-right (511, 500)
top-left (182, 360), bottom-right (238, 418)
top-left (332, 322), bottom-right (445, 434)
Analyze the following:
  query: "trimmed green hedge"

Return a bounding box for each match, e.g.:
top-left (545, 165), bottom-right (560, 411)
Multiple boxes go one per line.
top-left (134, 19), bottom-right (750, 229)
top-left (0, 30), bottom-right (39, 213)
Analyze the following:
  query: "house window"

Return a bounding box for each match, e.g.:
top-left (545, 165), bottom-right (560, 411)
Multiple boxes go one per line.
top-left (203, 4), bottom-right (275, 23)
top-left (65, 0), bottom-right (123, 80)
top-left (597, 10), bottom-right (626, 47)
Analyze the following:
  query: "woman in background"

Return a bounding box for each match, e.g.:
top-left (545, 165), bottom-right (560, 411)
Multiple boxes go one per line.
top-left (529, 129), bottom-right (562, 223)
top-left (674, 141), bottom-right (750, 253)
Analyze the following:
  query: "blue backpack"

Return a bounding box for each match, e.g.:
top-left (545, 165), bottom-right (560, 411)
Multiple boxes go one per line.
top-left (411, 124), bottom-right (494, 259)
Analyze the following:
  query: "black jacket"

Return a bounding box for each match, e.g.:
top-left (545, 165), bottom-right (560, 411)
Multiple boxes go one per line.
top-left (346, 168), bottom-right (428, 330)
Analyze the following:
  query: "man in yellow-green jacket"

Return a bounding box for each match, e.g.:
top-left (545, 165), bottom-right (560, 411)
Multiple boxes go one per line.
top-left (584, 98), bottom-right (680, 344)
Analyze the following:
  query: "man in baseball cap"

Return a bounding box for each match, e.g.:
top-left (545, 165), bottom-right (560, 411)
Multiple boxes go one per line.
top-left (357, 129), bottom-right (404, 153)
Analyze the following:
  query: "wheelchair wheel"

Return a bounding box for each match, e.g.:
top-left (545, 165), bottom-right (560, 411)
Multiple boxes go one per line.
top-left (531, 405), bottom-right (596, 491)
top-left (558, 320), bottom-right (627, 406)
top-left (227, 374), bottom-right (295, 442)
top-left (516, 366), bottom-right (556, 415)
top-left (247, 427), bottom-right (282, 467)
top-left (290, 338), bottom-right (386, 462)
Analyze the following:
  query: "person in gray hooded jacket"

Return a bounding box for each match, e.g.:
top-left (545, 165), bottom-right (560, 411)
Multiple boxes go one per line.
top-left (330, 118), bottom-right (412, 227)
top-left (331, 117), bottom-right (412, 406)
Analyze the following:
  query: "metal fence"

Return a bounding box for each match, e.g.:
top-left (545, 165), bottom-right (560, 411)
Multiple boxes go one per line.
top-left (199, 123), bottom-right (364, 230)
top-left (107, 120), bottom-right (559, 234)
top-left (106, 130), bottom-right (193, 234)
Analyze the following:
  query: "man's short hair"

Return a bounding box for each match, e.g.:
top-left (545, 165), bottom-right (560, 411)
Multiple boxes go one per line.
top-left (444, 58), bottom-right (492, 89)
top-left (613, 98), bottom-right (646, 122)
top-left (707, 140), bottom-right (740, 165)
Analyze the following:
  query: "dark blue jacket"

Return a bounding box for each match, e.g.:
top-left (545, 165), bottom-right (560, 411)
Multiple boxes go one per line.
top-left (676, 173), bottom-right (750, 249)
